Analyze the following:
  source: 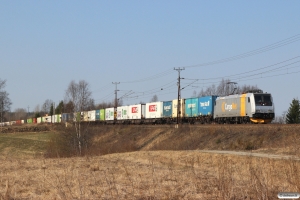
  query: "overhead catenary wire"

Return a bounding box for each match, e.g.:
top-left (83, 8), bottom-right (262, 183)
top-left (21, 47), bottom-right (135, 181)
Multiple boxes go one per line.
top-left (94, 34), bottom-right (300, 104)
top-left (188, 56), bottom-right (300, 86)
top-left (184, 33), bottom-right (300, 69)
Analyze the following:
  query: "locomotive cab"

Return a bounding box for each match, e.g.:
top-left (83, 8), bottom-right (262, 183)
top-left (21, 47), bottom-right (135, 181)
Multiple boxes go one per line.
top-left (251, 92), bottom-right (275, 123)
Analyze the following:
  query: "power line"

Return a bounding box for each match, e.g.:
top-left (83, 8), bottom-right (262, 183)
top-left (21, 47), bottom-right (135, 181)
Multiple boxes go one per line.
top-left (184, 33), bottom-right (300, 69)
top-left (120, 69), bottom-right (175, 84)
top-left (95, 34), bottom-right (300, 95)
top-left (196, 56), bottom-right (300, 81)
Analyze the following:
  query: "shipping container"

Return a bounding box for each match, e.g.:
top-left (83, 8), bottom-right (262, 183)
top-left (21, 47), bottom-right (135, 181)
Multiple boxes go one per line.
top-left (145, 102), bottom-right (163, 119)
top-left (83, 111), bottom-right (89, 121)
top-left (74, 112), bottom-right (82, 122)
top-left (105, 108), bottom-right (115, 121)
top-left (42, 116), bottom-right (51, 123)
top-left (21, 120), bottom-right (25, 124)
top-left (198, 96), bottom-right (217, 116)
top-left (185, 98), bottom-right (199, 117)
top-left (163, 101), bottom-right (172, 118)
top-left (57, 114), bottom-right (61, 123)
top-left (100, 109), bottom-right (105, 121)
top-left (88, 110), bottom-right (96, 121)
top-left (27, 118), bottom-right (33, 124)
top-left (51, 114), bottom-right (61, 123)
top-left (62, 113), bottom-right (71, 122)
top-left (117, 106), bottom-right (129, 120)
top-left (37, 117), bottom-right (42, 123)
top-left (172, 99), bottom-right (185, 118)
top-left (95, 110), bottom-right (100, 120)
top-left (128, 104), bottom-right (145, 119)
top-left (33, 118), bottom-right (37, 123)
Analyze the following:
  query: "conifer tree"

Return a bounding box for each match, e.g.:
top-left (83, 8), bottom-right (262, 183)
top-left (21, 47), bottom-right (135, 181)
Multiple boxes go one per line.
top-left (285, 98), bottom-right (300, 124)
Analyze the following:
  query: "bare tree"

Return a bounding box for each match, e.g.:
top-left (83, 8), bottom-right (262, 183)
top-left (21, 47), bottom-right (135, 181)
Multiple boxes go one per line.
top-left (14, 108), bottom-right (27, 120)
top-left (150, 94), bottom-right (158, 102)
top-left (192, 90), bottom-right (197, 98)
top-left (216, 79), bottom-right (234, 96)
top-left (95, 100), bottom-right (114, 110)
top-left (34, 104), bottom-right (40, 113)
top-left (198, 79), bottom-right (260, 97)
top-left (237, 84), bottom-right (258, 94)
top-left (198, 84), bottom-right (217, 97)
top-left (64, 80), bottom-right (93, 156)
top-left (0, 79), bottom-right (12, 122)
top-left (42, 99), bottom-right (53, 115)
top-left (65, 80), bottom-right (92, 112)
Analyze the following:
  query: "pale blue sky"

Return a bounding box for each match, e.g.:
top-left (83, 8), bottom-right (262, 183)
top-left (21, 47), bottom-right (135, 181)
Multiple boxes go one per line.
top-left (1, 1), bottom-right (299, 116)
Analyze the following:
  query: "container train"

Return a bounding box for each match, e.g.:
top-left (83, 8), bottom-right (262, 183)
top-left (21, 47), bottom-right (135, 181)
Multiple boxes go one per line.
top-left (0, 90), bottom-right (275, 126)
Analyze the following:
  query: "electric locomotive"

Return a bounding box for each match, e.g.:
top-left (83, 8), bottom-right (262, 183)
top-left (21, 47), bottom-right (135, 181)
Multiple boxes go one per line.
top-left (213, 90), bottom-right (275, 124)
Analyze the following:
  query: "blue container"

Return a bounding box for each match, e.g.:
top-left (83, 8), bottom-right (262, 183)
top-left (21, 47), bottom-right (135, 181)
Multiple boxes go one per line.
top-left (96, 110), bottom-right (100, 120)
top-left (163, 101), bottom-right (172, 117)
top-left (62, 113), bottom-right (74, 122)
top-left (198, 96), bottom-right (218, 116)
top-left (185, 98), bottom-right (199, 117)
top-left (62, 113), bottom-right (68, 122)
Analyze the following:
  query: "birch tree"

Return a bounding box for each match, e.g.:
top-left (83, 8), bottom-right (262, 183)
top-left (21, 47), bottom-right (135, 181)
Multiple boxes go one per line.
top-left (65, 80), bottom-right (93, 156)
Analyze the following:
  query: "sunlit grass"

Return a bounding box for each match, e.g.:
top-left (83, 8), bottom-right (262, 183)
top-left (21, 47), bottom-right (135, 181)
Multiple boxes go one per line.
top-left (0, 132), bottom-right (56, 158)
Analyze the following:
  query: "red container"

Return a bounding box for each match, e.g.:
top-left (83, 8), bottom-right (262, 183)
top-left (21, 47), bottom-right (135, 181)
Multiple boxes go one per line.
top-left (33, 118), bottom-right (37, 123)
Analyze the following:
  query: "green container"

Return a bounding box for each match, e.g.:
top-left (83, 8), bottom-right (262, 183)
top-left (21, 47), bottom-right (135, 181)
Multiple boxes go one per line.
top-left (27, 118), bottom-right (33, 124)
top-left (57, 114), bottom-right (61, 123)
top-left (100, 109), bottom-right (105, 121)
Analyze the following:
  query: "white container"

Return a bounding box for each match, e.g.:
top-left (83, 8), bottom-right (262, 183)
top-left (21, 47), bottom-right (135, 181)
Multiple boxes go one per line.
top-left (83, 111), bottom-right (89, 121)
top-left (117, 106), bottom-right (129, 120)
top-left (145, 101), bottom-right (163, 119)
top-left (88, 110), bottom-right (96, 121)
top-left (128, 104), bottom-right (145, 119)
top-left (172, 99), bottom-right (185, 118)
top-left (105, 107), bottom-right (115, 121)
top-left (51, 114), bottom-right (61, 123)
top-left (37, 117), bottom-right (42, 123)
top-left (43, 116), bottom-right (51, 123)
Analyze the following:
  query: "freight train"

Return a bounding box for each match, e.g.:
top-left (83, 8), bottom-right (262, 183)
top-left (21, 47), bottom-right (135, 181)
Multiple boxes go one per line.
top-left (0, 90), bottom-right (275, 126)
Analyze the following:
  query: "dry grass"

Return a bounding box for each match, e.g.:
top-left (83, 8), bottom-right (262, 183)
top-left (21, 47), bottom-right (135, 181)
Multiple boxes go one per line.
top-left (0, 151), bottom-right (300, 199)
top-left (1, 124), bottom-right (300, 199)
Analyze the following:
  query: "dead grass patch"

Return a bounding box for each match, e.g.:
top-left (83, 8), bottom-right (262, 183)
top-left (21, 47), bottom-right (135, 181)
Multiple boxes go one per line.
top-left (0, 151), bottom-right (299, 199)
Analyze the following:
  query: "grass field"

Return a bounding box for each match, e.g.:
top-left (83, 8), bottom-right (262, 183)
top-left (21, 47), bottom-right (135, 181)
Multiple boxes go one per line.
top-left (0, 132), bottom-right (55, 159)
top-left (0, 124), bottom-right (300, 199)
top-left (0, 151), bottom-right (299, 199)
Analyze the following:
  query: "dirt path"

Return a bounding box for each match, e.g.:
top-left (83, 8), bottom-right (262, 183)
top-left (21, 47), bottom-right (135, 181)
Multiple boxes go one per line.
top-left (198, 150), bottom-right (300, 160)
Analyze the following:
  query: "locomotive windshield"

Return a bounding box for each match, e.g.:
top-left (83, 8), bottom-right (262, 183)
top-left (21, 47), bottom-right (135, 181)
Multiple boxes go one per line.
top-left (254, 94), bottom-right (272, 106)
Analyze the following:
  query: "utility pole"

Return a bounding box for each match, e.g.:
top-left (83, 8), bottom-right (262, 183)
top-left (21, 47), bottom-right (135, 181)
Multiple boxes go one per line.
top-left (112, 82), bottom-right (120, 108)
top-left (174, 67), bottom-right (185, 127)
